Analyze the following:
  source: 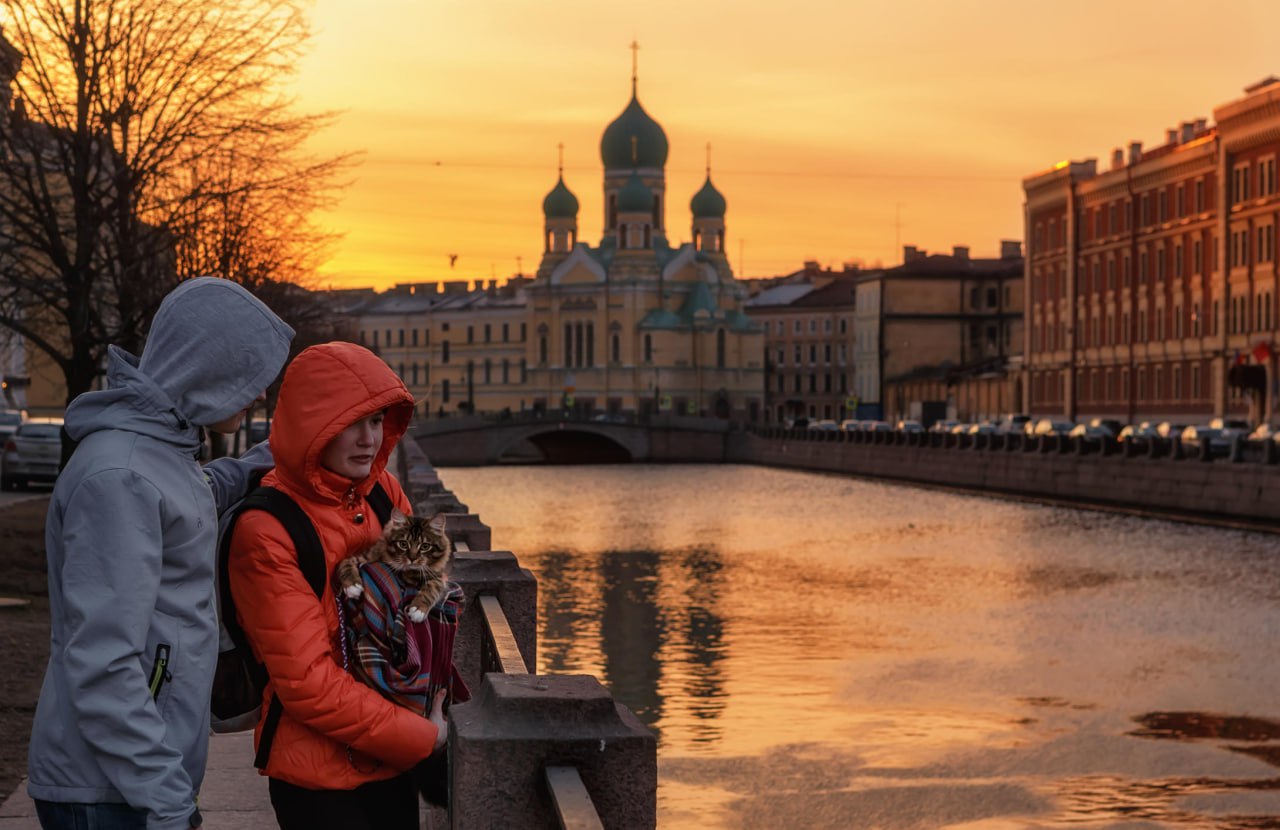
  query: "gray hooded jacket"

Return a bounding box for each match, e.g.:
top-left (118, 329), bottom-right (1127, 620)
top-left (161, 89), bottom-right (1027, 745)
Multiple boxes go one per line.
top-left (27, 278), bottom-right (294, 830)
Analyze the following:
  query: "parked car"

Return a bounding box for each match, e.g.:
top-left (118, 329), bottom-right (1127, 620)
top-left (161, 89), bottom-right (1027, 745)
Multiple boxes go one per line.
top-left (1069, 418), bottom-right (1120, 440)
top-left (0, 409), bottom-right (25, 445)
top-left (839, 419), bottom-right (860, 432)
top-left (809, 419), bottom-right (839, 431)
top-left (1117, 422), bottom-right (1159, 444)
top-left (967, 422), bottom-right (999, 435)
top-left (1030, 418), bottom-right (1074, 436)
top-left (1249, 423), bottom-right (1280, 442)
top-left (1154, 421), bottom-right (1187, 439)
top-left (896, 419), bottom-right (925, 433)
top-left (1179, 424), bottom-right (1226, 455)
top-left (1, 417), bottom-right (63, 490)
top-left (997, 414), bottom-right (1032, 434)
top-left (929, 419), bottom-right (961, 434)
top-left (863, 420), bottom-right (894, 433)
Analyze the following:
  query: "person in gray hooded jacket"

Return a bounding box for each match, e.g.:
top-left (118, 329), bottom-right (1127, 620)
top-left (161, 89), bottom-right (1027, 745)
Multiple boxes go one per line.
top-left (27, 277), bottom-right (295, 830)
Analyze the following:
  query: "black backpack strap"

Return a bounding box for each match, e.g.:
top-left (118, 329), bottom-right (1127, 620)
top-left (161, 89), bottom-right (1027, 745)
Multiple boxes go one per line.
top-left (366, 481), bottom-right (394, 527)
top-left (218, 485), bottom-right (327, 770)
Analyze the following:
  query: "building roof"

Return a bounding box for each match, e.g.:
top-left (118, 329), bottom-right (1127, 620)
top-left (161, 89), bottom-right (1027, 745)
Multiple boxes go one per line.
top-left (743, 282), bottom-right (819, 308)
top-left (690, 175), bottom-right (726, 218)
top-left (791, 277), bottom-right (859, 309)
top-left (600, 92), bottom-right (668, 170)
top-left (542, 175), bottom-right (579, 219)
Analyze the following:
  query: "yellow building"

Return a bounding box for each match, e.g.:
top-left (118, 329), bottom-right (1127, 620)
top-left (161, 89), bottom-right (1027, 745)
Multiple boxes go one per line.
top-left (524, 77), bottom-right (765, 419)
top-left (349, 76), bottom-right (766, 421)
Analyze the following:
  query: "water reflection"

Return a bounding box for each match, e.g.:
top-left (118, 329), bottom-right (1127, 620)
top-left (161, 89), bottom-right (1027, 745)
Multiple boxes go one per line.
top-left (442, 463), bottom-right (1280, 829)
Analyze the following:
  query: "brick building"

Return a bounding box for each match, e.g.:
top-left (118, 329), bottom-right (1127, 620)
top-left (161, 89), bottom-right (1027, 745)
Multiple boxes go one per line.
top-left (1023, 77), bottom-right (1280, 425)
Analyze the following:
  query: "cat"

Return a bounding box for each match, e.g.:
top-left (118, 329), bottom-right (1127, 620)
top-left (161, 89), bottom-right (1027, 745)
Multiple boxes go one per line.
top-left (337, 510), bottom-right (452, 623)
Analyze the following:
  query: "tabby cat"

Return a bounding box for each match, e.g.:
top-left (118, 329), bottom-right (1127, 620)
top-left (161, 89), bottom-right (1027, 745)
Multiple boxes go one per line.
top-left (337, 510), bottom-right (452, 623)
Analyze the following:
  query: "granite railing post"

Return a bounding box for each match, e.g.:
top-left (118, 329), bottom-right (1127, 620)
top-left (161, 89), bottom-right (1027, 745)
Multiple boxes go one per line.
top-left (450, 674), bottom-right (657, 830)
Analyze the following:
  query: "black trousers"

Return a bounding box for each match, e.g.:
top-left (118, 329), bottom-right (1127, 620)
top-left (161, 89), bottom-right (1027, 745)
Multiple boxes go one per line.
top-left (268, 773), bottom-right (419, 830)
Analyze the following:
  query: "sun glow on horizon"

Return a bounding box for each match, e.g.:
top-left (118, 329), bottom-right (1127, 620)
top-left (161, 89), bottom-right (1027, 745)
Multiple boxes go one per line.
top-left (290, 0), bottom-right (1280, 291)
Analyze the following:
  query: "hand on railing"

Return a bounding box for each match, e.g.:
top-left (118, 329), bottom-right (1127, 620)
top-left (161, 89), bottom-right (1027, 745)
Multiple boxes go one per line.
top-left (429, 688), bottom-right (449, 751)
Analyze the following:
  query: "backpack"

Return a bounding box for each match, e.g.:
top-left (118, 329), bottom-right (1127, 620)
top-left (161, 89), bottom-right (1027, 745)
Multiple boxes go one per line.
top-left (212, 481), bottom-right (394, 770)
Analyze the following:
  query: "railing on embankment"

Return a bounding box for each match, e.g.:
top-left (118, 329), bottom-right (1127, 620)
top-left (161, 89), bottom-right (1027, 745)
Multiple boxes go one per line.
top-left (397, 440), bottom-right (657, 828)
top-left (727, 425), bottom-right (1280, 526)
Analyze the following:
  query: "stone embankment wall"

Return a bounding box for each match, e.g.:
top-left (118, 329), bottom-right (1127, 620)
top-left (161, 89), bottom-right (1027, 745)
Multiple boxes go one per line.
top-left (725, 430), bottom-right (1280, 525)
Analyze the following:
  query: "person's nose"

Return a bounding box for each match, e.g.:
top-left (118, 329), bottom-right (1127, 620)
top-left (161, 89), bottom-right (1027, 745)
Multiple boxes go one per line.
top-left (356, 423), bottom-right (377, 447)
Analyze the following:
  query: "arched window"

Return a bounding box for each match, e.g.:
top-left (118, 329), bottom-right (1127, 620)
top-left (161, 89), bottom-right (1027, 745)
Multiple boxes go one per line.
top-left (586, 322), bottom-right (595, 366)
top-left (564, 323), bottom-right (573, 366)
top-left (644, 334), bottom-right (653, 363)
top-left (612, 333), bottom-right (620, 363)
top-left (716, 329), bottom-right (726, 369)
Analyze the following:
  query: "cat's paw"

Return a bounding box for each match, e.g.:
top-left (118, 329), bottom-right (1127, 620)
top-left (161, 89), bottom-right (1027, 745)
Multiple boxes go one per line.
top-left (343, 584), bottom-right (364, 600)
top-left (407, 606), bottom-right (427, 623)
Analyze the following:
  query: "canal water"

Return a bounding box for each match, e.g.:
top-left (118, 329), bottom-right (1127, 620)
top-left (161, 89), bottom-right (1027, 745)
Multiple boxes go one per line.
top-left (439, 463), bottom-right (1280, 829)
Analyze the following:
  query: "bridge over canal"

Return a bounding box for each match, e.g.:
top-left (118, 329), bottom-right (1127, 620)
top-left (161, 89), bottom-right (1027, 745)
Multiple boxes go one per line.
top-left (412, 411), bottom-right (730, 465)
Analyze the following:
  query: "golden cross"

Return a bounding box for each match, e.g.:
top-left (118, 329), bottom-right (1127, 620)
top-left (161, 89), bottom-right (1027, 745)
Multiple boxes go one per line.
top-left (706, 142), bottom-right (712, 176)
top-left (558, 142), bottom-right (564, 175)
top-left (630, 40), bottom-right (639, 94)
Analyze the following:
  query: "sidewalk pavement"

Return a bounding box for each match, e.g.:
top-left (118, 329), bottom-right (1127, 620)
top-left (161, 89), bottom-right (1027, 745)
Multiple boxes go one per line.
top-left (0, 733), bottom-right (441, 828)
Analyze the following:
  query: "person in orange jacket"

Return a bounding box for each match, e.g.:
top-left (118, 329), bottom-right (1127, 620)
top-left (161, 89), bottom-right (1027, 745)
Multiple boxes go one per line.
top-left (228, 342), bottom-right (445, 829)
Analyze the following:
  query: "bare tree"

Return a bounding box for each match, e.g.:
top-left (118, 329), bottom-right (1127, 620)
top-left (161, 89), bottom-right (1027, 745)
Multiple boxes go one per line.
top-left (0, 0), bottom-right (350, 404)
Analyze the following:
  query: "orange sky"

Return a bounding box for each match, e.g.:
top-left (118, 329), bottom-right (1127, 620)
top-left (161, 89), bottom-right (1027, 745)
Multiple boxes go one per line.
top-left (291, 0), bottom-right (1280, 291)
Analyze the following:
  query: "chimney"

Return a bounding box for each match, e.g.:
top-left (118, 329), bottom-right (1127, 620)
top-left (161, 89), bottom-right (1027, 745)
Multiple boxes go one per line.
top-left (1194, 117), bottom-right (1208, 133)
top-left (1180, 121), bottom-right (1195, 143)
top-left (903, 245), bottom-right (923, 263)
top-left (1128, 141), bottom-right (1143, 165)
top-left (1000, 240), bottom-right (1023, 260)
top-left (952, 245), bottom-right (970, 261)
top-left (1111, 147), bottom-right (1125, 170)
top-left (1166, 128), bottom-right (1178, 145)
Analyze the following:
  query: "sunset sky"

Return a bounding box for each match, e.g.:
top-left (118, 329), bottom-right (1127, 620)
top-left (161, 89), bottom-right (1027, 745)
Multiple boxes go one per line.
top-left (291, 0), bottom-right (1280, 291)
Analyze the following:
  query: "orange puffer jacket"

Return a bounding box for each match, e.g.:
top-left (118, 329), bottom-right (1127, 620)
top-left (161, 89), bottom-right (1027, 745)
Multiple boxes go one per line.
top-left (228, 342), bottom-right (437, 790)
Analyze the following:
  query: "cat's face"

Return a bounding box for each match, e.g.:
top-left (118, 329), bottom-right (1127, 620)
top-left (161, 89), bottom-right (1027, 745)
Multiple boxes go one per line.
top-left (382, 510), bottom-right (451, 575)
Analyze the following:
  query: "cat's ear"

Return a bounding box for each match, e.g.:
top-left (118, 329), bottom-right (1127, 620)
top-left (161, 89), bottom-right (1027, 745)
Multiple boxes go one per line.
top-left (428, 512), bottom-right (448, 534)
top-left (385, 508), bottom-right (409, 531)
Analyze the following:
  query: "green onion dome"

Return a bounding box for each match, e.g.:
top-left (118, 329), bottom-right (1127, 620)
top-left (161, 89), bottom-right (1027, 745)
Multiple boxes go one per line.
top-left (600, 95), bottom-right (669, 170)
top-left (542, 176), bottom-right (579, 219)
top-left (616, 172), bottom-right (654, 213)
top-left (690, 176), bottom-right (726, 218)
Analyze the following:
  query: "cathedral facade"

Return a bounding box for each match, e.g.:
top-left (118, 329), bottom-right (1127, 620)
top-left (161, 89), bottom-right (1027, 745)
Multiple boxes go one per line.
top-left (522, 79), bottom-right (765, 419)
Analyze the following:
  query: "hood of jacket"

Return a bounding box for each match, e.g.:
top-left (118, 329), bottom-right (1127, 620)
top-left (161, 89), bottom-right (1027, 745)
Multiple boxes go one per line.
top-left (270, 342), bottom-right (415, 503)
top-left (65, 278), bottom-right (294, 447)
top-left (137, 277), bottom-right (296, 427)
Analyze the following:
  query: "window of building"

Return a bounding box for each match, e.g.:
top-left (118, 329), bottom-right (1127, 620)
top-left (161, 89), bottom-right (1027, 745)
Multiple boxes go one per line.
top-left (612, 333), bottom-right (621, 364)
top-left (385, 329), bottom-right (391, 346)
top-left (1191, 363), bottom-right (1201, 398)
top-left (1141, 193), bottom-right (1151, 226)
top-left (502, 359), bottom-right (509, 384)
top-left (539, 334), bottom-right (547, 365)
top-left (521, 323), bottom-right (527, 341)
top-left (502, 323), bottom-right (509, 342)
top-left (467, 325), bottom-right (474, 344)
top-left (1156, 308), bottom-right (1165, 341)
top-left (808, 374), bottom-right (816, 393)
top-left (1174, 243), bottom-right (1183, 278)
top-left (483, 324), bottom-right (490, 343)
top-left (1175, 183), bottom-right (1185, 218)
top-left (483, 359), bottom-right (491, 384)
top-left (1195, 179), bottom-right (1205, 213)
top-left (1262, 157), bottom-right (1278, 197)
top-left (793, 375), bottom-right (801, 394)
top-left (521, 359), bottom-right (527, 384)
top-left (1106, 259), bottom-right (1116, 290)
top-left (824, 319), bottom-right (832, 334)
top-left (824, 344), bottom-right (832, 363)
top-left (794, 344), bottom-right (802, 363)
top-left (1122, 311), bottom-right (1129, 344)
top-left (441, 379), bottom-right (450, 403)
top-left (397, 329), bottom-right (404, 347)
top-left (441, 322), bottom-right (450, 332)
top-left (839, 319), bottom-right (847, 335)
top-left (1156, 247), bottom-right (1165, 282)
top-left (809, 344), bottom-right (817, 364)
top-left (644, 334), bottom-right (653, 362)
top-left (1139, 309), bottom-right (1147, 341)
top-left (442, 340), bottom-right (450, 363)
top-left (1233, 162), bottom-right (1251, 204)
top-left (793, 320), bottom-right (802, 335)
top-left (1158, 190), bottom-right (1168, 223)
